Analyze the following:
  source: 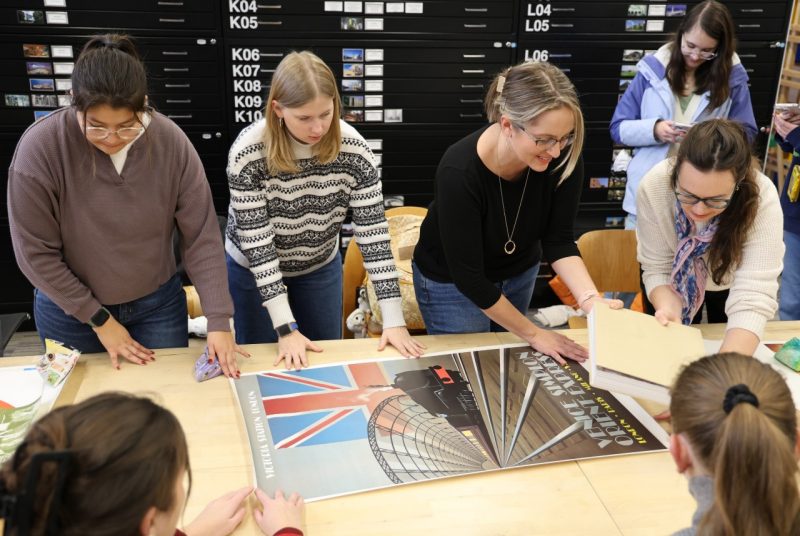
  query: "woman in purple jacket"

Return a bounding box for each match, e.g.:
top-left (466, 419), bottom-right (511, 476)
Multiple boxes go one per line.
top-left (609, 0), bottom-right (757, 229)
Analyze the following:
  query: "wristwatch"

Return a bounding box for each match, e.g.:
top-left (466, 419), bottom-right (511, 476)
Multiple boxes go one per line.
top-left (274, 321), bottom-right (298, 338)
top-left (88, 306), bottom-right (111, 328)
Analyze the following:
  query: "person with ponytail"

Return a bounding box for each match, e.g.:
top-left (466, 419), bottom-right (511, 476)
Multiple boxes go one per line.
top-left (636, 119), bottom-right (782, 355)
top-left (669, 352), bottom-right (800, 535)
top-left (7, 34), bottom-right (247, 377)
top-left (0, 392), bottom-right (304, 536)
top-left (610, 0), bottom-right (757, 229)
top-left (412, 60), bottom-right (622, 364)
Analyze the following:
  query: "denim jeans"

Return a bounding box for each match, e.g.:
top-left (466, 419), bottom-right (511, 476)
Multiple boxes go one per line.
top-left (780, 230), bottom-right (800, 320)
top-left (412, 261), bottom-right (539, 334)
top-left (227, 252), bottom-right (343, 344)
top-left (34, 273), bottom-right (188, 354)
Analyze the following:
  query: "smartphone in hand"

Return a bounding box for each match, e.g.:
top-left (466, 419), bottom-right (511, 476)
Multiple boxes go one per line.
top-left (672, 121), bottom-right (693, 133)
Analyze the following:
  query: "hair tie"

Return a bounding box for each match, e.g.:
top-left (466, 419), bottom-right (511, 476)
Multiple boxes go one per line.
top-left (722, 383), bottom-right (759, 414)
top-left (496, 75), bottom-right (506, 94)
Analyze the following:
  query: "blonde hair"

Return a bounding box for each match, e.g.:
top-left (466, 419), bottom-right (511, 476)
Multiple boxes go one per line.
top-left (670, 353), bottom-right (800, 535)
top-left (263, 51), bottom-right (342, 174)
top-left (485, 61), bottom-right (585, 182)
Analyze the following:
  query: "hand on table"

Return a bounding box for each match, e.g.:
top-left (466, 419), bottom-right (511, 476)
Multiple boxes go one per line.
top-left (184, 486), bottom-right (251, 536)
top-left (93, 316), bottom-right (155, 369)
top-left (525, 328), bottom-right (588, 365)
top-left (207, 331), bottom-right (250, 379)
top-left (378, 326), bottom-right (426, 358)
top-left (253, 488), bottom-right (305, 536)
top-left (275, 330), bottom-right (322, 370)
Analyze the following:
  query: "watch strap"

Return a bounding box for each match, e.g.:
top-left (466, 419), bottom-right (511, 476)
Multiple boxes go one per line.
top-left (274, 321), bottom-right (298, 337)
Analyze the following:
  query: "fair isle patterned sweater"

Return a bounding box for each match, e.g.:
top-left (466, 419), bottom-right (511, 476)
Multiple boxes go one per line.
top-left (225, 119), bottom-right (404, 330)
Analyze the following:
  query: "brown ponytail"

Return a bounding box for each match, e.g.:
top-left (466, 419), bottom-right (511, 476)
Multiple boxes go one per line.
top-left (0, 392), bottom-right (190, 536)
top-left (670, 353), bottom-right (800, 535)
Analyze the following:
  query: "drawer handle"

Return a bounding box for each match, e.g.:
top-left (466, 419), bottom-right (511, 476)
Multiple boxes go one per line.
top-left (162, 51), bottom-right (189, 56)
top-left (460, 113), bottom-right (483, 118)
top-left (168, 114), bottom-right (193, 119)
top-left (551, 23), bottom-right (574, 28)
top-left (460, 99), bottom-right (482, 103)
top-left (260, 4), bottom-right (282, 8)
top-left (462, 54), bottom-right (486, 58)
top-left (259, 20), bottom-right (283, 25)
top-left (740, 8), bottom-right (764, 13)
top-left (738, 24), bottom-right (761, 28)
top-left (553, 7), bottom-right (575, 12)
top-left (548, 53), bottom-right (573, 58)
top-left (158, 1), bottom-right (184, 5)
top-left (262, 52), bottom-right (284, 57)
top-left (739, 53), bottom-right (756, 58)
top-left (159, 18), bottom-right (186, 23)
top-left (464, 24), bottom-right (487, 29)
top-left (462, 69), bottom-right (485, 74)
top-left (464, 7), bottom-right (488, 12)
top-left (165, 83), bottom-right (190, 88)
top-left (166, 99), bottom-right (192, 103)
top-left (461, 84), bottom-right (484, 88)
top-left (163, 67), bottom-right (189, 72)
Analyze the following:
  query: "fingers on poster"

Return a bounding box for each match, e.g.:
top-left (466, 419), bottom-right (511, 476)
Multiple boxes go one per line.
top-left (233, 344), bottom-right (667, 501)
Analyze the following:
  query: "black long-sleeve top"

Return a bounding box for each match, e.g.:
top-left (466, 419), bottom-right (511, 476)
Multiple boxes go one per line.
top-left (413, 126), bottom-right (583, 309)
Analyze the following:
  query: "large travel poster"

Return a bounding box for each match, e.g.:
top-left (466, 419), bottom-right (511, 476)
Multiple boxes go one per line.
top-left (231, 344), bottom-right (669, 501)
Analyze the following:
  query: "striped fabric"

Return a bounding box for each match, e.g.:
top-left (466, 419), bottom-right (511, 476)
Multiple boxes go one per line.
top-left (225, 119), bottom-right (403, 329)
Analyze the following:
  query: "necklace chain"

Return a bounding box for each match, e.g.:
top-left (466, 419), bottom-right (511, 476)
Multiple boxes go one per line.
top-left (498, 167), bottom-right (530, 255)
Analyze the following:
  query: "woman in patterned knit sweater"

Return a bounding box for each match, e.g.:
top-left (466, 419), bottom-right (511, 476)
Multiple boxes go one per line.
top-left (636, 119), bottom-right (783, 355)
top-left (226, 51), bottom-right (424, 369)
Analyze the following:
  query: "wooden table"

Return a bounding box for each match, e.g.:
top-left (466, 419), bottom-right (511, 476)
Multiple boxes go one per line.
top-left (3, 322), bottom-right (799, 535)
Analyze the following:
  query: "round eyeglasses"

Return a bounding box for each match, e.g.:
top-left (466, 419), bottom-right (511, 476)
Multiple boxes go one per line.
top-left (674, 190), bottom-right (731, 209)
top-left (680, 39), bottom-right (717, 61)
top-left (514, 123), bottom-right (575, 150)
top-left (85, 126), bottom-right (145, 141)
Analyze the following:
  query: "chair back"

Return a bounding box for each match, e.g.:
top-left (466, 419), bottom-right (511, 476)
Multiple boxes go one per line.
top-left (577, 229), bottom-right (640, 293)
top-left (342, 206), bottom-right (427, 338)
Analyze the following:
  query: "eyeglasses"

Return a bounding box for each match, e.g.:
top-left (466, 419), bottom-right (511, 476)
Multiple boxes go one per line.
top-left (514, 124), bottom-right (575, 150)
top-left (85, 126), bottom-right (144, 141)
top-left (680, 38), bottom-right (717, 61)
top-left (673, 189), bottom-right (732, 209)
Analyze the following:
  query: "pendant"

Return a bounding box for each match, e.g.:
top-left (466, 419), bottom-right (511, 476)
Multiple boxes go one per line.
top-left (504, 240), bottom-right (516, 255)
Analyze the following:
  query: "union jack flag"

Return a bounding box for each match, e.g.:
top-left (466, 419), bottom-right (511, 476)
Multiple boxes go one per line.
top-left (260, 362), bottom-right (403, 449)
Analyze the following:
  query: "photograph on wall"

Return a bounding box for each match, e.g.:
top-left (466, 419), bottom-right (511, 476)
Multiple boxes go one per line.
top-left (22, 43), bottom-right (50, 58)
top-left (342, 79), bottom-right (364, 92)
top-left (57, 94), bottom-right (71, 107)
top-left (609, 176), bottom-right (627, 188)
top-left (625, 19), bottom-right (646, 32)
top-left (342, 63), bottom-right (364, 78)
top-left (29, 78), bottom-right (55, 92)
top-left (342, 48), bottom-right (364, 61)
top-left (343, 108), bottom-right (364, 122)
top-left (26, 61), bottom-right (53, 76)
top-left (17, 10), bottom-right (44, 24)
top-left (232, 344), bottom-right (669, 501)
top-left (627, 4), bottom-right (647, 17)
top-left (343, 95), bottom-right (364, 107)
top-left (34, 110), bottom-right (53, 120)
top-left (605, 216), bottom-right (625, 228)
top-left (620, 65), bottom-right (638, 78)
top-left (32, 94), bottom-right (57, 108)
top-left (341, 16), bottom-right (364, 31)
top-left (5, 94), bottom-right (31, 108)
top-left (619, 79), bottom-right (632, 92)
top-left (622, 49), bottom-right (644, 62)
top-left (666, 4), bottom-right (687, 17)
top-left (608, 189), bottom-right (625, 201)
top-left (589, 177), bottom-right (609, 189)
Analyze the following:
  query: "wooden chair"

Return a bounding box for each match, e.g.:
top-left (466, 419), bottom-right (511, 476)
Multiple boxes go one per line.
top-left (568, 229), bottom-right (640, 329)
top-left (342, 206), bottom-right (427, 338)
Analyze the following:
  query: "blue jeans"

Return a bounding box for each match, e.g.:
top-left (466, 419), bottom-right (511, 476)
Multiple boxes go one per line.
top-left (34, 273), bottom-right (188, 354)
top-left (413, 261), bottom-right (539, 334)
top-left (780, 230), bottom-right (800, 320)
top-left (227, 252), bottom-right (343, 344)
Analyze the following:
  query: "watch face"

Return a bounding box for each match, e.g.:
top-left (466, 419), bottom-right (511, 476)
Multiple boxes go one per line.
top-left (90, 307), bottom-right (110, 327)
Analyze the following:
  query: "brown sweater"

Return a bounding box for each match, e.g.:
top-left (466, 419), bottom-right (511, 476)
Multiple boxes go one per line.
top-left (7, 108), bottom-right (233, 332)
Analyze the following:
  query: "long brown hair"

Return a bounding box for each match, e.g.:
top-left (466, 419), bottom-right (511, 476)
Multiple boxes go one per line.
top-left (264, 51), bottom-right (342, 174)
top-left (666, 0), bottom-right (736, 109)
top-left (484, 61), bottom-right (584, 183)
top-left (671, 119), bottom-right (759, 285)
top-left (670, 353), bottom-right (800, 535)
top-left (0, 392), bottom-right (190, 536)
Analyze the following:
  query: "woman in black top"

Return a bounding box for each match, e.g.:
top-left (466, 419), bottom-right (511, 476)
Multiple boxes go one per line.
top-left (413, 61), bottom-right (622, 363)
